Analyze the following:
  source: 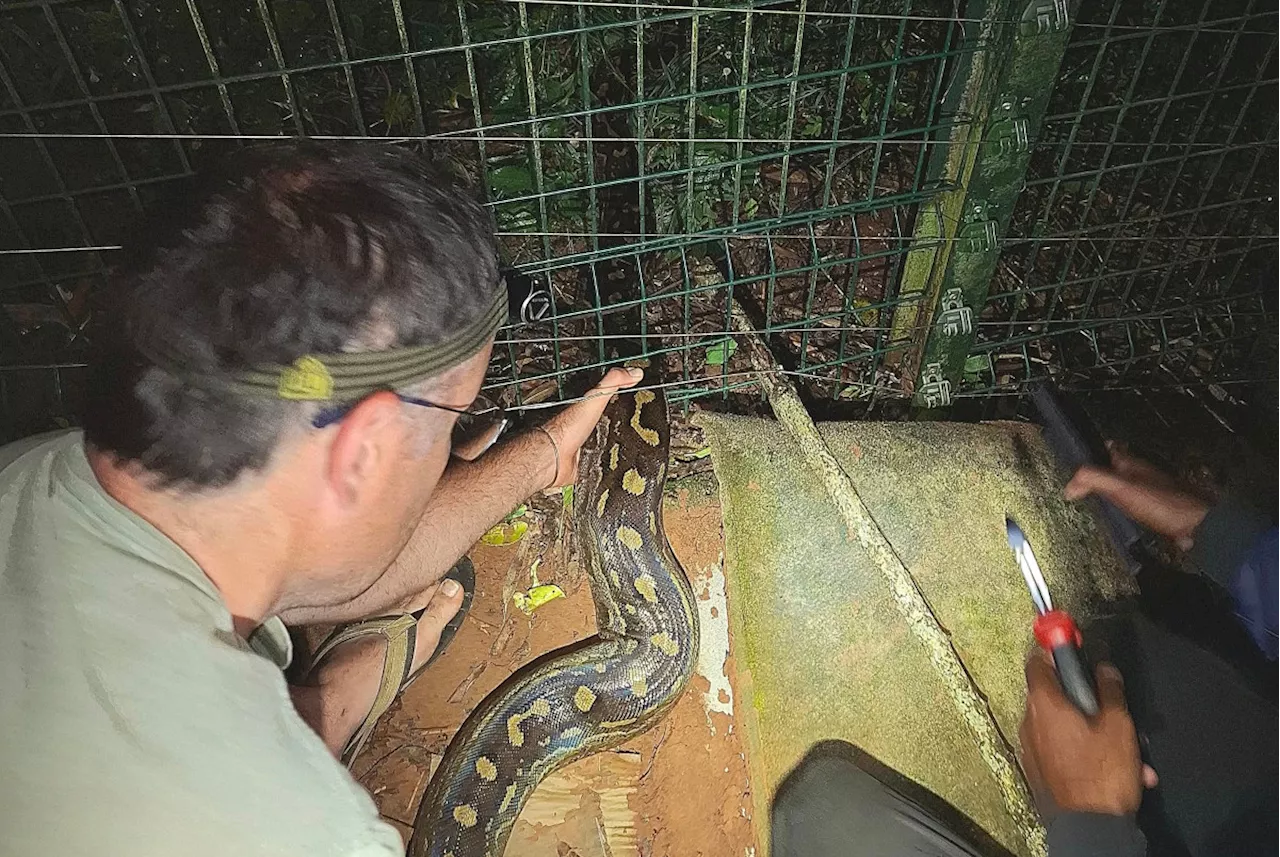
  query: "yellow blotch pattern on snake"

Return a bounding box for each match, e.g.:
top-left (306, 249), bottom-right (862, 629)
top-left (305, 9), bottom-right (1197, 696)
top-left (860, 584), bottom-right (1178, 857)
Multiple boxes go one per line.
top-left (410, 391), bottom-right (699, 857)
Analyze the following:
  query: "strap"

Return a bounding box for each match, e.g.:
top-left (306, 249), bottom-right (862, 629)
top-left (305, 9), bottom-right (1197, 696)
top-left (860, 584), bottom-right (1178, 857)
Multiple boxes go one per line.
top-left (307, 613), bottom-right (419, 768)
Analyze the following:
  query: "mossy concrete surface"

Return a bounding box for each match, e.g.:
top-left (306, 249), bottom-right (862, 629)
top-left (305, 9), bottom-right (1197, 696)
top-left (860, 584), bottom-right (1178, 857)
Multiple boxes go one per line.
top-left (694, 414), bottom-right (1135, 856)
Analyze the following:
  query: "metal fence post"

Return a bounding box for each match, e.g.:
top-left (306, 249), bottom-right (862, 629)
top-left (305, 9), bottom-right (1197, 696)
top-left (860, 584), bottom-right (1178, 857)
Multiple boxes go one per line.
top-left (897, 0), bottom-right (1078, 408)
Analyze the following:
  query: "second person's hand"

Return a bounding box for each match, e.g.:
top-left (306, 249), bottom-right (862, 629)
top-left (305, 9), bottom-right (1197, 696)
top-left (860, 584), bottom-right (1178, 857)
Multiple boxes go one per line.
top-left (1064, 442), bottom-right (1209, 551)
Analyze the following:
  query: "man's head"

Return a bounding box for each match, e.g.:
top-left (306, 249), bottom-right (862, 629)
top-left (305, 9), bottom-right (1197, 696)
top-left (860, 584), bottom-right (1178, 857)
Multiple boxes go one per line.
top-left (84, 142), bottom-right (501, 606)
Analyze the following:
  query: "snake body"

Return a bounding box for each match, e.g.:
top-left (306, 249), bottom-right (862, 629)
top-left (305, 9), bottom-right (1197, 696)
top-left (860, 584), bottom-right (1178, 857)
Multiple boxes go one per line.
top-left (409, 390), bottom-right (700, 857)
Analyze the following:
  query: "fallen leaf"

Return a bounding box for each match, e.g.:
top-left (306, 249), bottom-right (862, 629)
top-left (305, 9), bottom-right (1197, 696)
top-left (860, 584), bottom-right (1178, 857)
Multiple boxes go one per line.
top-left (704, 338), bottom-right (738, 366)
top-left (512, 583), bottom-right (566, 614)
top-left (481, 520), bottom-right (528, 546)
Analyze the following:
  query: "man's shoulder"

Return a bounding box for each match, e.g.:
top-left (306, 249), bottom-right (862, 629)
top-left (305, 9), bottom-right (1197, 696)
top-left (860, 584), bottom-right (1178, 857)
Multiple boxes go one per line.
top-left (2, 603), bottom-right (399, 856)
top-left (1, 523), bottom-right (401, 856)
top-left (0, 432), bottom-right (396, 854)
top-left (0, 428), bottom-right (78, 483)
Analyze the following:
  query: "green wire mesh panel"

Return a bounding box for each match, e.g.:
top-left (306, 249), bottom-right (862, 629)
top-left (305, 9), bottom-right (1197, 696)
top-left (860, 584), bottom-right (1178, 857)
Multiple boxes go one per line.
top-left (963, 0), bottom-right (1277, 398)
top-left (0, 0), bottom-right (1275, 438)
top-left (0, 0), bottom-right (971, 434)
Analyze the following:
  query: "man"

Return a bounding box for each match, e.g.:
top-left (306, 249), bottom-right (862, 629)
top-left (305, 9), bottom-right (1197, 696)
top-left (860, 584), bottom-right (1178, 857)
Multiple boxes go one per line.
top-left (773, 444), bottom-right (1276, 857)
top-left (0, 142), bottom-right (639, 855)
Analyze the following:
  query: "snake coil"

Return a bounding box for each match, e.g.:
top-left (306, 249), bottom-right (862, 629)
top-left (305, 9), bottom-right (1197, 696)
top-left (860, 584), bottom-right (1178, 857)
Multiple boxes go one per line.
top-left (409, 390), bottom-right (700, 857)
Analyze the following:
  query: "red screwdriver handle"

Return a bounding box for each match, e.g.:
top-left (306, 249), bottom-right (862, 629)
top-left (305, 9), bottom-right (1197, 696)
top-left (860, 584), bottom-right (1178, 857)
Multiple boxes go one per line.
top-left (1033, 610), bottom-right (1083, 650)
top-left (1033, 610), bottom-right (1099, 716)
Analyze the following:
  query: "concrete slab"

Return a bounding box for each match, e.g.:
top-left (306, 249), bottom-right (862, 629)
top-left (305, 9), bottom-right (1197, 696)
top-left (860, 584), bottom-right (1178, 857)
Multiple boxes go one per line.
top-left (695, 414), bottom-right (1135, 856)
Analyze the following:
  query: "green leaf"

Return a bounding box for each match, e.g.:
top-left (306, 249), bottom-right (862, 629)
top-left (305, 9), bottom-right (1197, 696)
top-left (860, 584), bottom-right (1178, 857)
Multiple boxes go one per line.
top-left (513, 584), bottom-right (565, 615)
top-left (963, 355), bottom-right (988, 375)
top-left (704, 338), bottom-right (738, 366)
top-left (480, 520), bottom-right (528, 546)
top-left (541, 76), bottom-right (571, 107)
top-left (381, 90), bottom-right (413, 130)
top-left (562, 484), bottom-right (574, 512)
top-left (699, 102), bottom-right (733, 128)
top-left (489, 164), bottom-right (536, 194)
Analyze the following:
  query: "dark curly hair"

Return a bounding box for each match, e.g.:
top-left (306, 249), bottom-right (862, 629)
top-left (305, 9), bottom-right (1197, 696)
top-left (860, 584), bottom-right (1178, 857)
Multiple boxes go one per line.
top-left (83, 142), bottom-right (500, 488)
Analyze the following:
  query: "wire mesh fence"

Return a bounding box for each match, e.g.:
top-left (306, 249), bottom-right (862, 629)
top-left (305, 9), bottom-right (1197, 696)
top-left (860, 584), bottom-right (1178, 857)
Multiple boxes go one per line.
top-left (0, 0), bottom-right (1275, 438)
top-left (967, 0), bottom-right (1277, 397)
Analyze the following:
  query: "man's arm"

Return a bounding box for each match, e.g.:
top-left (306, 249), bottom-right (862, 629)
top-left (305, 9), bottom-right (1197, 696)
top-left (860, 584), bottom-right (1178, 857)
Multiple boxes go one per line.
top-left (280, 367), bottom-right (642, 625)
top-left (1187, 500), bottom-right (1277, 658)
top-left (1066, 444), bottom-right (1278, 658)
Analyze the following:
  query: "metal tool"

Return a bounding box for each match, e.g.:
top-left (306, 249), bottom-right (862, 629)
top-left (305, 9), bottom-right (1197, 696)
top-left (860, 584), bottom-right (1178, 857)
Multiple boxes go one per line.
top-left (1028, 380), bottom-right (1147, 576)
top-left (1006, 517), bottom-right (1100, 716)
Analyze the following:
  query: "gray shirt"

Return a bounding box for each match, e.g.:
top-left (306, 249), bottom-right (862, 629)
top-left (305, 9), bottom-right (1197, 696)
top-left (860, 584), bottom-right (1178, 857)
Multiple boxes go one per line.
top-left (0, 432), bottom-right (403, 856)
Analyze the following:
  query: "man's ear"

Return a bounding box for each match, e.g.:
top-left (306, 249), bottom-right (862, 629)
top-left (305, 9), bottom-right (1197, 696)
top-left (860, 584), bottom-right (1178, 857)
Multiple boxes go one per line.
top-left (324, 391), bottom-right (403, 507)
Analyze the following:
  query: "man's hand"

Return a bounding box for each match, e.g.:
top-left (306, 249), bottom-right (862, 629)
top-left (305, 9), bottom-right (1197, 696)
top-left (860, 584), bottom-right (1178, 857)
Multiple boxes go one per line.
top-left (538, 367), bottom-right (643, 489)
top-left (1064, 442), bottom-right (1209, 551)
top-left (1020, 651), bottom-right (1156, 818)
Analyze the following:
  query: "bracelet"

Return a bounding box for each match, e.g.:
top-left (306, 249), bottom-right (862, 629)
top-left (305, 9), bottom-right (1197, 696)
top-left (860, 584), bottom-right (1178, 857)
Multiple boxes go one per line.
top-left (533, 425), bottom-right (561, 490)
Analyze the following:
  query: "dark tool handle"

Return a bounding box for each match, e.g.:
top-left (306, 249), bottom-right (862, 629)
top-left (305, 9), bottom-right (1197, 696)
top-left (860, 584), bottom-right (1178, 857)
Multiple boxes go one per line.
top-left (1029, 380), bottom-right (1144, 574)
top-left (1034, 610), bottom-right (1100, 717)
top-left (1051, 643), bottom-right (1100, 716)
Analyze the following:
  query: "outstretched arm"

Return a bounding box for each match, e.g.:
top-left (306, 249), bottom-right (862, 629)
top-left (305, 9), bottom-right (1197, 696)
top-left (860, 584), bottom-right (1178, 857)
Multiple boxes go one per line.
top-left (1065, 443), bottom-right (1277, 659)
top-left (281, 367), bottom-right (641, 625)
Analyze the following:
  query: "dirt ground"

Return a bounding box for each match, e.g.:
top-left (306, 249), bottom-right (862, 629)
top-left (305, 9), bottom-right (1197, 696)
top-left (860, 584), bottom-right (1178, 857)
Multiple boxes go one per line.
top-left (352, 483), bottom-right (756, 857)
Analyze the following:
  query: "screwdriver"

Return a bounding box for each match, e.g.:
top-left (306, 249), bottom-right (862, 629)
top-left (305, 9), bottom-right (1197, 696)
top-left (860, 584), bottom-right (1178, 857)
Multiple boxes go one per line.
top-left (1006, 517), bottom-right (1100, 716)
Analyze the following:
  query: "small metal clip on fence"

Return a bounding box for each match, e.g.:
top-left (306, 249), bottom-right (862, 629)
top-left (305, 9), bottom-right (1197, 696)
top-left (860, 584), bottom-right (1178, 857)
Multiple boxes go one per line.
top-left (503, 269), bottom-right (554, 325)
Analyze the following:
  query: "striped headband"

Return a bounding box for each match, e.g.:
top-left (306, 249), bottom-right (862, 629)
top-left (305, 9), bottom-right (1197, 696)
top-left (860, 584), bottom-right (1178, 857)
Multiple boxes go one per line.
top-left (216, 285), bottom-right (506, 402)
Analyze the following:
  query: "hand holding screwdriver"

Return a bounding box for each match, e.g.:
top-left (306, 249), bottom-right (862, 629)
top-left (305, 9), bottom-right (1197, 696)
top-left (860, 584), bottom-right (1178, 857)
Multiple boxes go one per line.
top-left (1020, 652), bottom-right (1158, 819)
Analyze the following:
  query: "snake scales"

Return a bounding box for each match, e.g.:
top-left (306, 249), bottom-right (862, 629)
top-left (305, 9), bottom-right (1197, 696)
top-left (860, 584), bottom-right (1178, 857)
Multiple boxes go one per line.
top-left (409, 389), bottom-right (701, 857)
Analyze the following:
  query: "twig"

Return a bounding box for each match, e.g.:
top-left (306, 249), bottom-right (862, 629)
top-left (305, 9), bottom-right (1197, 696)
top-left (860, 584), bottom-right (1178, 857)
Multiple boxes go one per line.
top-left (729, 299), bottom-right (1047, 857)
top-left (446, 662), bottom-right (488, 705)
top-left (595, 815), bottom-right (616, 857)
top-left (356, 743), bottom-right (408, 786)
top-left (491, 536), bottom-right (536, 657)
top-left (356, 740), bottom-right (439, 786)
top-left (639, 722), bottom-right (672, 782)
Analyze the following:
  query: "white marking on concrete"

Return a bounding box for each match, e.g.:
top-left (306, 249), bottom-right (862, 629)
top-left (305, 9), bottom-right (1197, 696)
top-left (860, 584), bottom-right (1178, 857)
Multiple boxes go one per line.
top-left (694, 554), bottom-right (734, 718)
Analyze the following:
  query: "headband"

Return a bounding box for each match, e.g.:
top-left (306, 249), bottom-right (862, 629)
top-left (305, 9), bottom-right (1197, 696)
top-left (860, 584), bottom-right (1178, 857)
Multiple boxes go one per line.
top-left (214, 285), bottom-right (505, 401)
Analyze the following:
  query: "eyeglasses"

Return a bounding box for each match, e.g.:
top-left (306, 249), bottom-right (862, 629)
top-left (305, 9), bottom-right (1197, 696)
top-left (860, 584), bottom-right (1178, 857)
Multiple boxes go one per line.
top-left (312, 393), bottom-right (509, 461)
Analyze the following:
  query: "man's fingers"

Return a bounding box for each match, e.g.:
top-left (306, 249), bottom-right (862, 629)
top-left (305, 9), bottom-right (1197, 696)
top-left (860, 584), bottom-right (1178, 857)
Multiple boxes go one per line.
top-left (567, 367), bottom-right (643, 425)
top-left (1065, 461), bottom-right (1207, 541)
top-left (1064, 466), bottom-right (1140, 511)
top-left (538, 368), bottom-right (645, 489)
top-left (1063, 465), bottom-right (1103, 501)
top-left (592, 366), bottom-right (644, 394)
top-left (1024, 648), bottom-right (1059, 697)
top-left (1094, 662), bottom-right (1127, 711)
top-left (1142, 764), bottom-right (1159, 789)
top-left (545, 368), bottom-right (642, 444)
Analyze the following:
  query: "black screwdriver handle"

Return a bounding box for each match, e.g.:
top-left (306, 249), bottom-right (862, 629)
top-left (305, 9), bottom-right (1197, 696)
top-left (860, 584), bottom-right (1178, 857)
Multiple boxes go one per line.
top-left (1051, 643), bottom-right (1099, 716)
top-left (1034, 609), bottom-right (1100, 717)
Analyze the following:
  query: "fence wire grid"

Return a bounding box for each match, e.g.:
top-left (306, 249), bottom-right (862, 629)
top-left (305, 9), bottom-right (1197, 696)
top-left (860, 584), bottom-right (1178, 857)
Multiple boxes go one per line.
top-left (0, 0), bottom-right (1275, 438)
